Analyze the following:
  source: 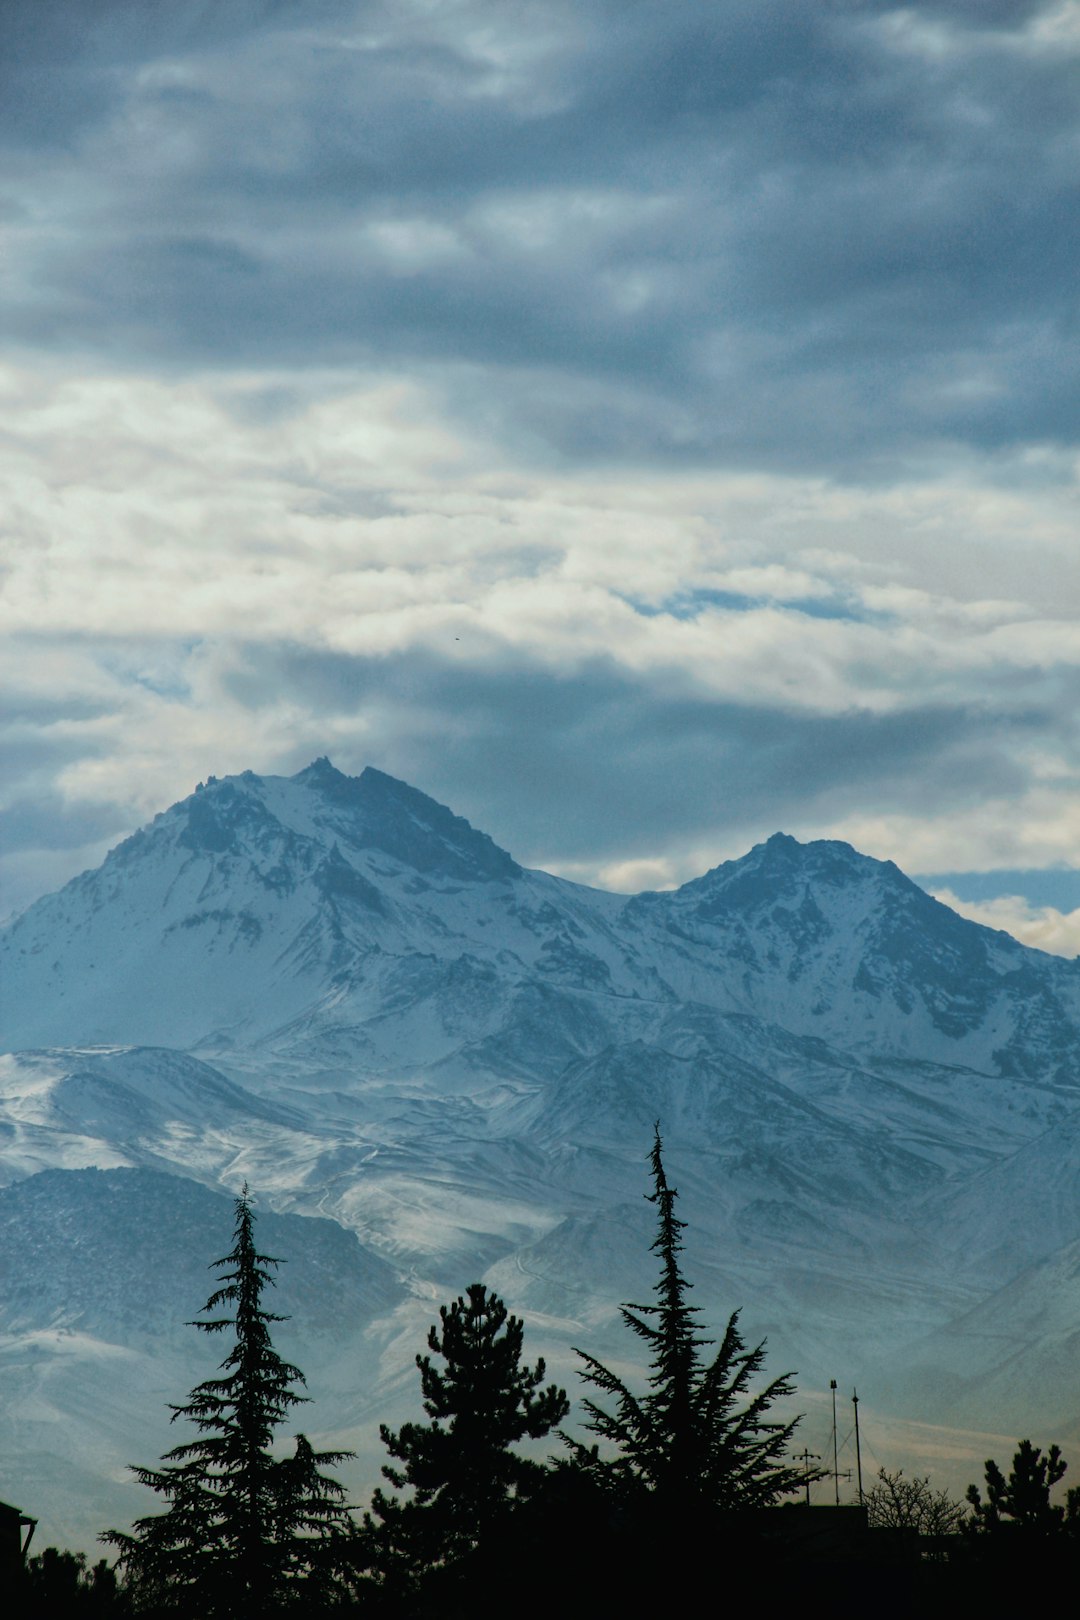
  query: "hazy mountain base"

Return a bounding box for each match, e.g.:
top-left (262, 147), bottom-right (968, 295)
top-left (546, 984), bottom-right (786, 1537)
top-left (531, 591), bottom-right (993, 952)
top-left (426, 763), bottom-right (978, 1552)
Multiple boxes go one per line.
top-left (0, 1162), bottom-right (999, 1553)
top-left (4, 762), bottom-right (1080, 1547)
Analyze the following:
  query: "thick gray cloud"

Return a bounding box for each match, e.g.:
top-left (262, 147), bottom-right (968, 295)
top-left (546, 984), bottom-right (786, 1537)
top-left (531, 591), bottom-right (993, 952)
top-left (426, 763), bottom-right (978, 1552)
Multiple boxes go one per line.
top-left (218, 641), bottom-right (1034, 866)
top-left (0, 795), bottom-right (127, 858)
top-left (2, 1), bottom-right (1078, 472)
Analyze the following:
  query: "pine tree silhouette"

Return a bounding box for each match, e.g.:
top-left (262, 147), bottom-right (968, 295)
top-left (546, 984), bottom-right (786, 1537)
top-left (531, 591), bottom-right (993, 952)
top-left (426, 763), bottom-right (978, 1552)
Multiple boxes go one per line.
top-left (361, 1282), bottom-right (568, 1593)
top-left (967, 1439), bottom-right (1080, 1536)
top-left (104, 1187), bottom-right (353, 1616)
top-left (568, 1126), bottom-right (808, 1513)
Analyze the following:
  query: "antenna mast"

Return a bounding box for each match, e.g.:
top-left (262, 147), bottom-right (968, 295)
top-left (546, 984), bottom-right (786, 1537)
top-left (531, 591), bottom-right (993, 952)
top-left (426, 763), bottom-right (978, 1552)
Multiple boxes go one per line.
top-left (828, 1378), bottom-right (852, 1505)
top-left (852, 1388), bottom-right (864, 1504)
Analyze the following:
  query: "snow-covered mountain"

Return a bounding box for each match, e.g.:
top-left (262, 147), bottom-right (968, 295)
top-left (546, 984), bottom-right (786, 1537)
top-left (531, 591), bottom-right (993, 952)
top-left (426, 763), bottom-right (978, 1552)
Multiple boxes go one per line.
top-left (7, 760), bottom-right (1080, 1074)
top-left (3, 759), bottom-right (1080, 1546)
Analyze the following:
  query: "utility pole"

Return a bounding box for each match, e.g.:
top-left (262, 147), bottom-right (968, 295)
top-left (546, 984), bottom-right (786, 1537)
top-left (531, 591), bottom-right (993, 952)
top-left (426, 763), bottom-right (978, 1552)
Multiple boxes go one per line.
top-left (797, 1448), bottom-right (821, 1507)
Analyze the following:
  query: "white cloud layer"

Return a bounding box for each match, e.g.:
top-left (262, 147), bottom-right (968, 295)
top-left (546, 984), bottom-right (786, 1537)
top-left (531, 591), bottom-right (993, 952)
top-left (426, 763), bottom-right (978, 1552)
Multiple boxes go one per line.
top-left (2, 358), bottom-right (1079, 941)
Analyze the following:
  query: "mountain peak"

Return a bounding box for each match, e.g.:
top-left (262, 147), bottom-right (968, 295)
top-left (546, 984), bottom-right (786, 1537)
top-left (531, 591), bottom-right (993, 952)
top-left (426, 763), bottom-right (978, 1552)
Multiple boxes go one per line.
top-left (661, 829), bottom-right (932, 943)
top-left (4, 760), bottom-right (1080, 1084)
top-left (287, 760), bottom-right (521, 884)
top-left (292, 756), bottom-right (346, 788)
top-left (751, 831), bottom-right (914, 888)
top-left (682, 830), bottom-right (864, 897)
top-left (757, 830), bottom-right (857, 865)
top-left (764, 831), bottom-right (799, 851)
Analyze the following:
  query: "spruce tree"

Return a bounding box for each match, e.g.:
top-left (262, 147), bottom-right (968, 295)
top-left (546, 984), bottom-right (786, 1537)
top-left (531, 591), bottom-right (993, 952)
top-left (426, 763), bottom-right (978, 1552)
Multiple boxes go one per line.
top-left (360, 1282), bottom-right (569, 1592)
top-left (104, 1187), bottom-right (353, 1616)
top-left (568, 1126), bottom-right (808, 1513)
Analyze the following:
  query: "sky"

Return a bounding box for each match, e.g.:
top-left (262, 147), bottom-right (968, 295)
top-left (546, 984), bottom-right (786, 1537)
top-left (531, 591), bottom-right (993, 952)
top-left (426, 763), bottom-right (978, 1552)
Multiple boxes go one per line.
top-left (3, 0), bottom-right (1080, 950)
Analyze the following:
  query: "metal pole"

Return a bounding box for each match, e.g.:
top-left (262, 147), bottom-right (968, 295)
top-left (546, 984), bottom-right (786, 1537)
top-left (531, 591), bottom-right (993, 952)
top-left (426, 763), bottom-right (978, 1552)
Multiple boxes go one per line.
top-left (798, 1448), bottom-right (820, 1507)
top-left (852, 1388), bottom-right (863, 1504)
top-left (830, 1379), bottom-right (839, 1506)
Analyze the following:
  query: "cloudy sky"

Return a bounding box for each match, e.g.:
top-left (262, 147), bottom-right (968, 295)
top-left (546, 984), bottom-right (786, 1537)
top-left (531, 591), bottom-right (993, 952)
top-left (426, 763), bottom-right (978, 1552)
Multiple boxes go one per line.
top-left (3, 0), bottom-right (1080, 949)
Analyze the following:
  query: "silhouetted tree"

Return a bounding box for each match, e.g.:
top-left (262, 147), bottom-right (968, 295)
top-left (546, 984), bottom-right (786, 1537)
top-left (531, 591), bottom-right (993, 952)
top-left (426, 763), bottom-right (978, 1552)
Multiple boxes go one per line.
top-left (104, 1187), bottom-right (353, 1616)
top-left (967, 1439), bottom-right (1080, 1537)
top-left (865, 1467), bottom-right (967, 1537)
top-left (567, 1126), bottom-right (808, 1514)
top-left (360, 1282), bottom-right (568, 1597)
top-left (18, 1546), bottom-right (129, 1617)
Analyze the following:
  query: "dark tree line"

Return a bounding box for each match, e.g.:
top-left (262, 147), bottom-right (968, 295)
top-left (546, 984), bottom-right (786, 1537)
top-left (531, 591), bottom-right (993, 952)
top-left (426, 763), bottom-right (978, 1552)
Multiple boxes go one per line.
top-left (12, 1131), bottom-right (1080, 1616)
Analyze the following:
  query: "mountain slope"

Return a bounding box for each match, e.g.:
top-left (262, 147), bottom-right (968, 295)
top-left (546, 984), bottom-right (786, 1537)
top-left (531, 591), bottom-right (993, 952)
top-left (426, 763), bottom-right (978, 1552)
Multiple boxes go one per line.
top-left (5, 762), bottom-right (1080, 1085)
top-left (0, 761), bottom-right (635, 1051)
top-left (4, 759), bottom-right (1080, 1544)
top-left (628, 832), bottom-right (1080, 1076)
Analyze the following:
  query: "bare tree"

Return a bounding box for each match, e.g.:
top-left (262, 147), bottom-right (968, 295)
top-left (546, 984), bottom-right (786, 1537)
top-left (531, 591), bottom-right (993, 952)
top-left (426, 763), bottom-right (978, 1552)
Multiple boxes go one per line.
top-left (865, 1467), bottom-right (967, 1537)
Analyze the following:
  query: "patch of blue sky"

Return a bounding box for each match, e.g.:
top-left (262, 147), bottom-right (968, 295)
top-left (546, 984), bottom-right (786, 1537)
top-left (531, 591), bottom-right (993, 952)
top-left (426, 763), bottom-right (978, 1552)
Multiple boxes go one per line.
top-left (785, 596), bottom-right (871, 624)
top-left (129, 671), bottom-right (193, 700)
top-left (98, 647), bottom-right (196, 703)
top-left (917, 869), bottom-right (1080, 913)
top-left (619, 588), bottom-right (873, 623)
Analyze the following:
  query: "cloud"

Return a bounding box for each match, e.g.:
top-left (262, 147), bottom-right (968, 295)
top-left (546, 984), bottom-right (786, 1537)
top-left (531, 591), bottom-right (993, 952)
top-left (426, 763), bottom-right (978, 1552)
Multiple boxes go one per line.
top-left (3, 8), bottom-right (1080, 933)
top-left (1, 354), bottom-right (1079, 921)
top-left (929, 888), bottom-right (1080, 958)
top-left (919, 865), bottom-right (1080, 911)
top-left (1, 2), bottom-right (1078, 473)
top-left (215, 639), bottom-right (1029, 850)
top-left (0, 611), bottom-right (1058, 905)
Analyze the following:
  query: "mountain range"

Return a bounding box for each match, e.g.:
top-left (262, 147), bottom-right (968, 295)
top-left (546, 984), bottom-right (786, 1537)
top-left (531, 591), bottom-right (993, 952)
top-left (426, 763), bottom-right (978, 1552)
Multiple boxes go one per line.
top-left (3, 758), bottom-right (1080, 1547)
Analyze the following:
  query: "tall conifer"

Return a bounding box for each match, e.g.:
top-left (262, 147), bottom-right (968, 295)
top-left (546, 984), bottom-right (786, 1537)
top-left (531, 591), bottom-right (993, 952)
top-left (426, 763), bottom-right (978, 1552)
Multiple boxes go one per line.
top-left (104, 1187), bottom-right (353, 1616)
top-left (569, 1126), bottom-right (808, 1512)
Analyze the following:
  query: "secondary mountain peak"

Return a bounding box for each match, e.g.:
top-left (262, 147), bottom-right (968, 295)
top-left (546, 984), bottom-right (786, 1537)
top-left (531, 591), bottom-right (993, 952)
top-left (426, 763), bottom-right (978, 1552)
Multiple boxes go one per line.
top-left (681, 828), bottom-right (918, 907)
top-left (673, 829), bottom-right (871, 907)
